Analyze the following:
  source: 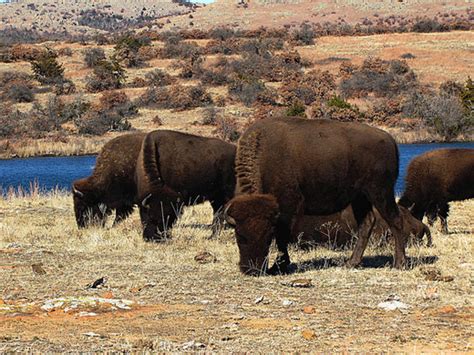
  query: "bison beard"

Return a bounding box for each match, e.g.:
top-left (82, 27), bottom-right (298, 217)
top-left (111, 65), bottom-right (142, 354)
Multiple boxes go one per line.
top-left (226, 117), bottom-right (408, 275)
top-left (399, 148), bottom-right (474, 234)
top-left (136, 130), bottom-right (236, 241)
top-left (72, 132), bottom-right (146, 228)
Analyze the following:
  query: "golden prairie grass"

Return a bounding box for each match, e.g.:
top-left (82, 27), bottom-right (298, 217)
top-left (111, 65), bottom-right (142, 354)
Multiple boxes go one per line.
top-left (0, 192), bottom-right (472, 352)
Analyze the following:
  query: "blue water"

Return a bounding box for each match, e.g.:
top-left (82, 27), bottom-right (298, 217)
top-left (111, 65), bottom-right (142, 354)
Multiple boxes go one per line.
top-left (0, 143), bottom-right (473, 196)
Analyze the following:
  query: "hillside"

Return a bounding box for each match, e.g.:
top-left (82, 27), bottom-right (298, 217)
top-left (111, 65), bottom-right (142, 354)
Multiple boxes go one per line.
top-left (165, 0), bottom-right (473, 31)
top-left (0, 0), bottom-right (196, 37)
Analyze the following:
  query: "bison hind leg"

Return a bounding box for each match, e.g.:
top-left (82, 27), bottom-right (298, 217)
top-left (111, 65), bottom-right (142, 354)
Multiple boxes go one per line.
top-left (371, 191), bottom-right (407, 269)
top-left (346, 195), bottom-right (374, 268)
top-left (438, 202), bottom-right (450, 234)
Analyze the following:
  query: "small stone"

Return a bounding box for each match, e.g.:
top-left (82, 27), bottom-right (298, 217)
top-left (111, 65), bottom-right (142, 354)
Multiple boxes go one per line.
top-left (101, 291), bottom-right (113, 299)
top-left (287, 279), bottom-right (313, 288)
top-left (254, 295), bottom-right (264, 304)
top-left (303, 306), bottom-right (316, 314)
top-left (282, 299), bottom-right (294, 307)
top-left (438, 305), bottom-right (456, 314)
top-left (32, 263), bottom-right (46, 275)
top-left (302, 329), bottom-right (316, 340)
top-left (194, 251), bottom-right (217, 264)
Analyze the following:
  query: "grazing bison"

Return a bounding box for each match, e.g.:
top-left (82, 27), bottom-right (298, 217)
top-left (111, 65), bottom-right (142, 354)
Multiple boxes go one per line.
top-left (399, 149), bottom-right (474, 234)
top-left (224, 117), bottom-right (409, 275)
top-left (72, 132), bottom-right (146, 228)
top-left (136, 130), bottom-right (236, 241)
top-left (296, 205), bottom-right (432, 249)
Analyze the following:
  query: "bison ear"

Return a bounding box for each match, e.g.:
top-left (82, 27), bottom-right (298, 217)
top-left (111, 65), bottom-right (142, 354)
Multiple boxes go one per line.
top-left (141, 194), bottom-right (152, 209)
top-left (224, 203), bottom-right (236, 227)
top-left (72, 186), bottom-right (84, 198)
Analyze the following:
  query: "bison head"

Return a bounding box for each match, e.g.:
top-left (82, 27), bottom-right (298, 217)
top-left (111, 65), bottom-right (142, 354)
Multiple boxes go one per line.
top-left (72, 180), bottom-right (108, 228)
top-left (139, 187), bottom-right (181, 241)
top-left (225, 194), bottom-right (280, 275)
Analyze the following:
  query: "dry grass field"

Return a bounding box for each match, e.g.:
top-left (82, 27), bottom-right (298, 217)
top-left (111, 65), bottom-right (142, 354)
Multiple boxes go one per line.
top-left (1, 191), bottom-right (472, 352)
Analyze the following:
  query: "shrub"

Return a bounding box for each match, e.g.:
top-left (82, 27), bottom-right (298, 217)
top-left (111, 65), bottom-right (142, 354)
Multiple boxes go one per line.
top-left (30, 49), bottom-right (65, 85)
top-left (160, 38), bottom-right (202, 59)
top-left (403, 90), bottom-right (473, 141)
top-left (215, 117), bottom-right (240, 142)
top-left (2, 82), bottom-right (34, 103)
top-left (98, 91), bottom-right (138, 117)
top-left (85, 59), bottom-right (126, 92)
top-left (412, 18), bottom-right (446, 33)
top-left (53, 78), bottom-right (76, 95)
top-left (145, 69), bottom-right (175, 86)
top-left (30, 95), bottom-right (67, 133)
top-left (114, 34), bottom-right (151, 68)
top-left (0, 71), bottom-right (35, 103)
top-left (285, 101), bottom-right (306, 117)
top-left (61, 96), bottom-right (91, 122)
top-left (83, 47), bottom-right (106, 68)
top-left (228, 77), bottom-right (272, 107)
top-left (327, 95), bottom-right (352, 109)
top-left (280, 70), bottom-right (336, 105)
top-left (340, 57), bottom-right (418, 98)
top-left (201, 105), bottom-right (220, 125)
top-left (290, 23), bottom-right (315, 45)
top-left (138, 84), bottom-right (212, 111)
top-left (76, 110), bottom-right (131, 135)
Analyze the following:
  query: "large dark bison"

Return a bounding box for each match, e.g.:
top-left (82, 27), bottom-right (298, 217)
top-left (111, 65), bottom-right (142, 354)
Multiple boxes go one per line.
top-left (224, 117), bottom-right (409, 275)
top-left (72, 132), bottom-right (146, 228)
top-left (296, 205), bottom-right (431, 249)
top-left (399, 148), bottom-right (474, 234)
top-left (136, 130), bottom-right (236, 241)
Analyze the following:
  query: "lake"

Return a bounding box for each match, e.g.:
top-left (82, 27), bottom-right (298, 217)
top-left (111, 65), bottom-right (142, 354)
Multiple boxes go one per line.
top-left (1, 142), bottom-right (473, 196)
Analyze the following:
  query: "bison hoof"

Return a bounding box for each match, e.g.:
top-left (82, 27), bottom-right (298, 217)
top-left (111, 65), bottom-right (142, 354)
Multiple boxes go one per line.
top-left (267, 262), bottom-right (291, 275)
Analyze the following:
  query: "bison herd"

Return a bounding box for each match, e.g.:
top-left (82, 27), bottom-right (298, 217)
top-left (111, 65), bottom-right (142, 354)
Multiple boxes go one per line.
top-left (72, 117), bottom-right (474, 275)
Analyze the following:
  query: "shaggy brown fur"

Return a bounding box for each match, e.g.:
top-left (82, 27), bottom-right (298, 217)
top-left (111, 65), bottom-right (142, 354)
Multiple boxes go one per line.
top-left (226, 117), bottom-right (407, 275)
top-left (399, 149), bottom-right (474, 234)
top-left (136, 130), bottom-right (236, 241)
top-left (72, 132), bottom-right (146, 228)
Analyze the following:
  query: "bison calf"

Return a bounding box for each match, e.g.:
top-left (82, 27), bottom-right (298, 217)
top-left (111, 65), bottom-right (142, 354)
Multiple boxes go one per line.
top-left (296, 205), bottom-right (431, 249)
top-left (72, 132), bottom-right (146, 228)
top-left (225, 117), bottom-right (409, 275)
top-left (399, 148), bottom-right (474, 234)
top-left (136, 130), bottom-right (236, 241)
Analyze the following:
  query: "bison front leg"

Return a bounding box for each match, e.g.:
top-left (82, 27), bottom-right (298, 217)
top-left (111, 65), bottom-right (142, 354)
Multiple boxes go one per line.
top-left (210, 198), bottom-right (226, 238)
top-left (438, 203), bottom-right (449, 234)
top-left (268, 221), bottom-right (292, 275)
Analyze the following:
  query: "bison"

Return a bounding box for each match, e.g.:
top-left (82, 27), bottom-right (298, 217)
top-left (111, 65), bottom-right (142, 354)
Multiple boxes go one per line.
top-left (224, 117), bottom-right (409, 275)
top-left (296, 205), bottom-right (432, 249)
top-left (136, 130), bottom-right (236, 241)
top-left (399, 148), bottom-right (474, 234)
top-left (72, 132), bottom-right (146, 228)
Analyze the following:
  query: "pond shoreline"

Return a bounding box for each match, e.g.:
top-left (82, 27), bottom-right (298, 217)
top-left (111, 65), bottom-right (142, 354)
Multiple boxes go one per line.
top-left (1, 127), bottom-right (473, 160)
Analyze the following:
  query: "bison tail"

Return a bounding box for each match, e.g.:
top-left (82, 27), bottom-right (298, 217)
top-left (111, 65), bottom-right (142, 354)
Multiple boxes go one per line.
top-left (142, 133), bottom-right (165, 190)
top-left (235, 130), bottom-right (262, 194)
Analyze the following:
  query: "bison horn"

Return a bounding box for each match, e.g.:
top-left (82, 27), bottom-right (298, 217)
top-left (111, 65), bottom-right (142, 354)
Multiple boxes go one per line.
top-left (142, 194), bottom-right (152, 208)
top-left (72, 186), bottom-right (84, 198)
top-left (407, 203), bottom-right (415, 212)
top-left (224, 203), bottom-right (236, 227)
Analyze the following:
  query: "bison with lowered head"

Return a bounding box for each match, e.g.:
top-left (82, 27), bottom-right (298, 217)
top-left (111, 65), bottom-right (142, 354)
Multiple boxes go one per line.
top-left (225, 117), bottom-right (409, 275)
top-left (136, 130), bottom-right (236, 241)
top-left (296, 205), bottom-right (431, 249)
top-left (399, 148), bottom-right (474, 234)
top-left (72, 132), bottom-right (146, 228)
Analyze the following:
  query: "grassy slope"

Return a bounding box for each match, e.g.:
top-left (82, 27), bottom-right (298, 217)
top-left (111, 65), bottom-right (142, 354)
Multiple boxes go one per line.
top-left (0, 192), bottom-right (472, 351)
top-left (1, 30), bottom-right (473, 159)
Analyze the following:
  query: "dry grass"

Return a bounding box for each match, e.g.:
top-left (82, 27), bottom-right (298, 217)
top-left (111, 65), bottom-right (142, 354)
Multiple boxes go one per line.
top-left (0, 192), bottom-right (472, 352)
